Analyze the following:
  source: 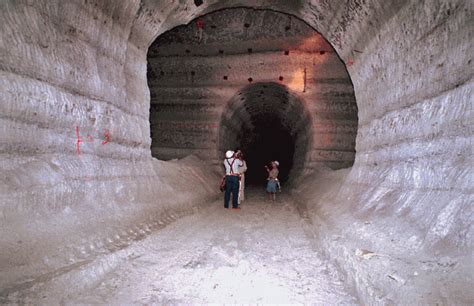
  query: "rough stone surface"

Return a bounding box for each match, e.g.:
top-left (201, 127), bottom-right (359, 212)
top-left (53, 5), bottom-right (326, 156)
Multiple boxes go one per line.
top-left (294, 169), bottom-right (473, 304)
top-left (1, 192), bottom-right (361, 304)
top-left (0, 0), bottom-right (472, 304)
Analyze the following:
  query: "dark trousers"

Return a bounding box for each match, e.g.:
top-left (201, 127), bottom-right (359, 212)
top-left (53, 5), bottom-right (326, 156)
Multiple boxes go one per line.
top-left (224, 175), bottom-right (239, 208)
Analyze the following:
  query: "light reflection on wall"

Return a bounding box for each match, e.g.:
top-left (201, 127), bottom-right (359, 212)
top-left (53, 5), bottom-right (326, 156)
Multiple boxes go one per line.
top-left (284, 36), bottom-right (328, 93)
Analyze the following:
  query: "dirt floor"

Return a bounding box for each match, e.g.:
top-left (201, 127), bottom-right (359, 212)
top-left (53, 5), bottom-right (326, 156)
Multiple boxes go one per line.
top-left (2, 189), bottom-right (359, 304)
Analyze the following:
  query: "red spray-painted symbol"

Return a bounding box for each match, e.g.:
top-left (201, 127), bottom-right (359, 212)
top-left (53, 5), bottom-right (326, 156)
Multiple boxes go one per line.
top-left (196, 19), bottom-right (204, 29)
top-left (196, 19), bottom-right (204, 42)
top-left (102, 129), bottom-right (110, 145)
top-left (346, 59), bottom-right (355, 67)
top-left (75, 126), bottom-right (82, 155)
top-left (76, 126), bottom-right (110, 155)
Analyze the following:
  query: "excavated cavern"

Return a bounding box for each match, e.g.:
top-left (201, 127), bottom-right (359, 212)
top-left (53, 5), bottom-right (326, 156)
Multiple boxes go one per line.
top-left (148, 8), bottom-right (358, 184)
top-left (0, 0), bottom-right (472, 304)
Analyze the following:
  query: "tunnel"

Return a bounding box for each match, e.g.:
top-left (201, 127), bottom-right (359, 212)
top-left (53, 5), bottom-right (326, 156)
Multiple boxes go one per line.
top-left (148, 8), bottom-right (357, 185)
top-left (0, 0), bottom-right (472, 304)
top-left (217, 82), bottom-right (314, 185)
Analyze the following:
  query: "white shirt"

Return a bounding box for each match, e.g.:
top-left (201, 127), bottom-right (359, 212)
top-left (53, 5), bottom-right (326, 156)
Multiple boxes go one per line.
top-left (224, 157), bottom-right (242, 175)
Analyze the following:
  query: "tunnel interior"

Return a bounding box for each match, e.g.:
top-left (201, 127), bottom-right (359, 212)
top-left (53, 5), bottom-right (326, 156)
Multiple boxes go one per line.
top-left (147, 8), bottom-right (358, 180)
top-left (1, 0), bottom-right (472, 304)
top-left (219, 82), bottom-right (312, 185)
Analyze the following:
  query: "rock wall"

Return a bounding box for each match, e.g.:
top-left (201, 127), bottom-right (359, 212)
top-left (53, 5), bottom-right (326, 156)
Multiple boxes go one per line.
top-left (341, 1), bottom-right (472, 254)
top-left (294, 168), bottom-right (473, 304)
top-left (0, 0), bottom-right (220, 289)
top-left (0, 0), bottom-right (472, 301)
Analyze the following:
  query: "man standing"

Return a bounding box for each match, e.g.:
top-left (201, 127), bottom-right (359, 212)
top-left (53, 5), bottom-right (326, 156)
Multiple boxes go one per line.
top-left (223, 150), bottom-right (242, 209)
top-left (235, 149), bottom-right (248, 205)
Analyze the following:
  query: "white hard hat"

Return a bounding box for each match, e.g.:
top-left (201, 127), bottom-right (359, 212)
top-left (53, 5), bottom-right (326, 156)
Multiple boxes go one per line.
top-left (225, 150), bottom-right (234, 159)
top-left (273, 161), bottom-right (279, 166)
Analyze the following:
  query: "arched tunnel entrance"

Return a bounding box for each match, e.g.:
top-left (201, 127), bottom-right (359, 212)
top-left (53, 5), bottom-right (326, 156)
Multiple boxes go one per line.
top-left (219, 82), bottom-right (312, 185)
top-left (148, 8), bottom-right (358, 182)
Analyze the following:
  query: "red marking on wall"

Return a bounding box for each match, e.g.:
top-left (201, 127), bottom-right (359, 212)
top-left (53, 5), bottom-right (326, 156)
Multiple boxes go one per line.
top-left (75, 126), bottom-right (82, 155)
top-left (75, 126), bottom-right (111, 155)
top-left (196, 19), bottom-right (204, 42)
top-left (102, 129), bottom-right (110, 145)
top-left (346, 59), bottom-right (355, 66)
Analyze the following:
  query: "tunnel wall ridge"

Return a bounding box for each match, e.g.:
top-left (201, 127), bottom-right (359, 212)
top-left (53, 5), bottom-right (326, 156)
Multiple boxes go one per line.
top-left (0, 0), bottom-right (221, 289)
top-left (0, 156), bottom-right (220, 289)
top-left (293, 169), bottom-right (473, 304)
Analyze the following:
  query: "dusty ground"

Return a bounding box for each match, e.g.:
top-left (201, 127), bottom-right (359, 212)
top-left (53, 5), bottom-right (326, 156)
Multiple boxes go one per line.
top-left (2, 189), bottom-right (358, 304)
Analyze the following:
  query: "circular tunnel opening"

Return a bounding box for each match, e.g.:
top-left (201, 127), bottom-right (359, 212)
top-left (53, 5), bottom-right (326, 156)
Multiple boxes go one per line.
top-left (219, 82), bottom-right (312, 185)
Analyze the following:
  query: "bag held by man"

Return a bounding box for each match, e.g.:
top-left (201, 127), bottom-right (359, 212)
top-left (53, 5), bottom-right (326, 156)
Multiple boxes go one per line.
top-left (219, 175), bottom-right (226, 192)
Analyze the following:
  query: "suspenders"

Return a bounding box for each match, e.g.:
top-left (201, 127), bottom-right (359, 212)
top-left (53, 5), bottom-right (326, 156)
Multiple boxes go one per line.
top-left (226, 158), bottom-right (243, 176)
top-left (226, 158), bottom-right (235, 175)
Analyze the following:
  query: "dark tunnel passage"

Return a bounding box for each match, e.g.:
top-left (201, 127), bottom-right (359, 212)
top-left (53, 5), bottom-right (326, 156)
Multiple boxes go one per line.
top-left (219, 82), bottom-right (312, 185)
top-left (242, 119), bottom-right (295, 185)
